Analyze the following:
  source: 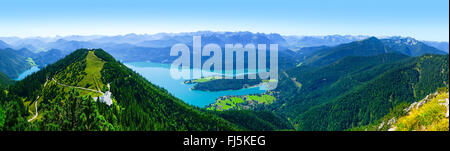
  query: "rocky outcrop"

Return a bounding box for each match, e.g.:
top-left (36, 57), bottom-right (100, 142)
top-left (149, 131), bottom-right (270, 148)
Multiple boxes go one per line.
top-left (404, 92), bottom-right (438, 114)
top-left (388, 91), bottom-right (449, 131)
top-left (441, 98), bottom-right (449, 118)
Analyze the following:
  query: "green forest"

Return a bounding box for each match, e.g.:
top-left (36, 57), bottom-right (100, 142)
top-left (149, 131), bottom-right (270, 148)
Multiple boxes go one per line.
top-left (268, 53), bottom-right (448, 131)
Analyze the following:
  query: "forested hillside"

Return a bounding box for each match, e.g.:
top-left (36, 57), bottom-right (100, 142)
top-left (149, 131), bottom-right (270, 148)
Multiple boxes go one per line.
top-left (213, 110), bottom-right (294, 130)
top-left (295, 55), bottom-right (448, 130)
top-left (351, 87), bottom-right (448, 131)
top-left (270, 53), bottom-right (410, 118)
top-left (0, 72), bottom-right (13, 88)
top-left (1, 49), bottom-right (244, 130)
top-left (302, 37), bottom-right (393, 67)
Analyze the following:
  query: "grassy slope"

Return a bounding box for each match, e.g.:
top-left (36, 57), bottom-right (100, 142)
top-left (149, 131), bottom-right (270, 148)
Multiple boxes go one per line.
top-left (395, 91), bottom-right (449, 131)
top-left (208, 97), bottom-right (245, 111)
top-left (78, 51), bottom-right (105, 91)
top-left (51, 51), bottom-right (104, 97)
top-left (248, 95), bottom-right (275, 105)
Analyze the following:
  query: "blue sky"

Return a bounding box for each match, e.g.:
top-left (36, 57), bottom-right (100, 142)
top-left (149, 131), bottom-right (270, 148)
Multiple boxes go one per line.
top-left (0, 0), bottom-right (448, 41)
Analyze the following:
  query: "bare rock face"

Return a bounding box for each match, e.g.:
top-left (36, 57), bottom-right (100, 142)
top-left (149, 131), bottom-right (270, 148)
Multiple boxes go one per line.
top-left (386, 117), bottom-right (397, 131)
top-left (378, 121), bottom-right (385, 130)
top-left (404, 93), bottom-right (437, 115)
top-left (404, 102), bottom-right (418, 113)
top-left (443, 98), bottom-right (449, 118)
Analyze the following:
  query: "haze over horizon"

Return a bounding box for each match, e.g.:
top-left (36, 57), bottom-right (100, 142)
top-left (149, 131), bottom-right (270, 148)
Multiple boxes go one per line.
top-left (0, 0), bottom-right (448, 41)
top-left (1, 32), bottom-right (445, 43)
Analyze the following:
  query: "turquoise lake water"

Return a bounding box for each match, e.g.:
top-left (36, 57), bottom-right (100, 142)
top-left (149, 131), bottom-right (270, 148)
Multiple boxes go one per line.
top-left (125, 62), bottom-right (267, 107)
top-left (15, 66), bottom-right (40, 81)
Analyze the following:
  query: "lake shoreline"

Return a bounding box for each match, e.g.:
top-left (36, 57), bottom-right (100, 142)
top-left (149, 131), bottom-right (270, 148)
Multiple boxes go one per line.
top-left (125, 62), bottom-right (267, 107)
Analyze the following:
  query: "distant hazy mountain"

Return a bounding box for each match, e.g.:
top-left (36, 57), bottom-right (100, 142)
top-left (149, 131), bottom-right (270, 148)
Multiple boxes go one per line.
top-left (302, 37), bottom-right (396, 67)
top-left (381, 37), bottom-right (447, 56)
top-left (32, 49), bottom-right (66, 67)
top-left (58, 35), bottom-right (105, 42)
top-left (0, 31), bottom-right (289, 56)
top-left (300, 37), bottom-right (447, 67)
top-left (92, 31), bottom-right (290, 64)
top-left (2, 32), bottom-right (446, 53)
top-left (3, 38), bottom-right (49, 52)
top-left (283, 35), bottom-right (449, 53)
top-left (46, 39), bottom-right (95, 54)
top-left (283, 35), bottom-right (370, 48)
top-left (422, 41), bottom-right (449, 53)
top-left (135, 39), bottom-right (183, 48)
top-left (1, 32), bottom-right (446, 67)
top-left (134, 31), bottom-right (289, 48)
top-left (0, 40), bottom-right (10, 49)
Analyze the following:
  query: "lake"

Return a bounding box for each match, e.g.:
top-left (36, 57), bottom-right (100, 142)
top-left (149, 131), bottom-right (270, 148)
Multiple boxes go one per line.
top-left (125, 62), bottom-right (267, 107)
top-left (15, 66), bottom-right (40, 81)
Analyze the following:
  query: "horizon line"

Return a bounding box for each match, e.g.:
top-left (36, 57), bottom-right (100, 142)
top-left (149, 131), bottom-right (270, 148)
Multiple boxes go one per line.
top-left (0, 31), bottom-right (448, 42)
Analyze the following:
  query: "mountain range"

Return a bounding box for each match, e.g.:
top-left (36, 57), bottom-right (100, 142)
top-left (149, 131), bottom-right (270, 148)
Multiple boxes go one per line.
top-left (1, 32), bottom-right (447, 74)
top-left (1, 32), bottom-right (448, 53)
top-left (283, 35), bottom-right (370, 48)
top-left (301, 37), bottom-right (446, 67)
